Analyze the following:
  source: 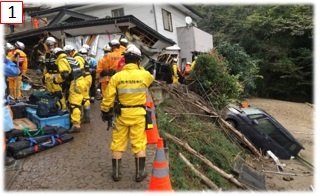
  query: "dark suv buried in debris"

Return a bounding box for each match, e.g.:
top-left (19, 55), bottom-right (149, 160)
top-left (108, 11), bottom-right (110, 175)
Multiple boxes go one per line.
top-left (220, 104), bottom-right (304, 159)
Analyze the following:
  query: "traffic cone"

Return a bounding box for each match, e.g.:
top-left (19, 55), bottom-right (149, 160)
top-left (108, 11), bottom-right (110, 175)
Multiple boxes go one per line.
top-left (145, 89), bottom-right (160, 144)
top-left (148, 138), bottom-right (173, 191)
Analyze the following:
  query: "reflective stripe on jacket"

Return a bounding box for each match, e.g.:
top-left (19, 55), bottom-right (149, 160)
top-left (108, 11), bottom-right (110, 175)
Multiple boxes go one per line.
top-left (101, 63), bottom-right (154, 117)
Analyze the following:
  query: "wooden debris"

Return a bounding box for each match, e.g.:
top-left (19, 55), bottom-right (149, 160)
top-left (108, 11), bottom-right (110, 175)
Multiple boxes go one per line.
top-left (179, 152), bottom-right (220, 190)
top-left (164, 132), bottom-right (247, 189)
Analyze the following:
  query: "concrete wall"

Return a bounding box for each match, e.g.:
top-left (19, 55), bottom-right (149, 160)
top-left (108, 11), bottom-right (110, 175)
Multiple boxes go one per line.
top-left (193, 27), bottom-right (213, 53)
top-left (177, 26), bottom-right (213, 63)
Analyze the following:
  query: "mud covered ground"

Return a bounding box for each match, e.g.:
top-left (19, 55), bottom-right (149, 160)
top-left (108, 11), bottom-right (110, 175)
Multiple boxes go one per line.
top-left (246, 98), bottom-right (314, 191)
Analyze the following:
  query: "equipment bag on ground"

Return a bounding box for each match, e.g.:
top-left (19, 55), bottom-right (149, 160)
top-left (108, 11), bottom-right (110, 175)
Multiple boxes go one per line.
top-left (36, 93), bottom-right (59, 117)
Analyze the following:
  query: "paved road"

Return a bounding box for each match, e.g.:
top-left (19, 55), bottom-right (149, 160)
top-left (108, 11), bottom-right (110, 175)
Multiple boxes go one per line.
top-left (4, 100), bottom-right (156, 191)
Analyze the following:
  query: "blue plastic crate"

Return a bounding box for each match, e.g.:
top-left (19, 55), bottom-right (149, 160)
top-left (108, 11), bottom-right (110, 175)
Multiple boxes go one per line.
top-left (26, 107), bottom-right (70, 129)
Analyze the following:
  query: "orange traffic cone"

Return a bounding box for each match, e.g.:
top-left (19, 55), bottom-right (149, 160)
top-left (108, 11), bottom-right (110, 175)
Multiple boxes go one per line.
top-left (148, 138), bottom-right (173, 191)
top-left (145, 89), bottom-right (160, 144)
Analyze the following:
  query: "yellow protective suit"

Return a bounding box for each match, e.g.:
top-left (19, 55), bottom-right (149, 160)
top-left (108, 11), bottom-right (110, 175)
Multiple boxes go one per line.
top-left (96, 48), bottom-right (123, 96)
top-left (73, 52), bottom-right (91, 108)
top-left (101, 63), bottom-right (154, 154)
top-left (191, 60), bottom-right (196, 69)
top-left (54, 53), bottom-right (88, 126)
top-left (7, 49), bottom-right (28, 98)
top-left (43, 51), bottom-right (66, 109)
top-left (172, 63), bottom-right (179, 84)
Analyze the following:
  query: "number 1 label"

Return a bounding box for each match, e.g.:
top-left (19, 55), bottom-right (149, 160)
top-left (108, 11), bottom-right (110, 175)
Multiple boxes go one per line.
top-left (0, 1), bottom-right (24, 24)
top-left (9, 6), bottom-right (16, 18)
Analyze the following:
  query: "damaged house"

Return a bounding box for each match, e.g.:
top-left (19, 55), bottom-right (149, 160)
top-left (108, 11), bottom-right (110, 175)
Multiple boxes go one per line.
top-left (5, 3), bottom-right (213, 80)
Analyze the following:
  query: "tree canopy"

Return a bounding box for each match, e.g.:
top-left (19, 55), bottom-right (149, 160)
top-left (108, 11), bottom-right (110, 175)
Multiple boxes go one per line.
top-left (194, 5), bottom-right (313, 103)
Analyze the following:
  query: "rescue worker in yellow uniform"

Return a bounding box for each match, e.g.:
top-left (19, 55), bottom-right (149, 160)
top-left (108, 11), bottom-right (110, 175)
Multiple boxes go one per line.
top-left (96, 39), bottom-right (123, 96)
top-left (119, 38), bottom-right (129, 53)
top-left (63, 45), bottom-right (91, 124)
top-left (191, 56), bottom-right (197, 69)
top-left (79, 47), bottom-right (98, 103)
top-left (101, 46), bottom-right (154, 182)
top-left (52, 48), bottom-right (88, 133)
top-left (171, 58), bottom-right (179, 84)
top-left (43, 37), bottom-right (67, 110)
top-left (7, 41), bottom-right (28, 99)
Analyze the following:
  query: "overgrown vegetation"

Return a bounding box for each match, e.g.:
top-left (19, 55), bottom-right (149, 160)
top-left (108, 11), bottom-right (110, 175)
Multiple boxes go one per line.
top-left (156, 99), bottom-right (244, 191)
top-left (190, 51), bottom-right (243, 110)
top-left (194, 5), bottom-right (313, 103)
top-left (216, 42), bottom-right (261, 97)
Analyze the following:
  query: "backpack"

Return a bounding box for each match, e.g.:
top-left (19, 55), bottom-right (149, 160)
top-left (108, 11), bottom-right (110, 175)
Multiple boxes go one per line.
top-left (29, 91), bottom-right (52, 105)
top-left (36, 94), bottom-right (59, 118)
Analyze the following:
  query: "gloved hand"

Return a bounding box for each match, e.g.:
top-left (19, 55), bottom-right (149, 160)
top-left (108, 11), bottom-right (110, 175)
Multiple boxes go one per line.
top-left (101, 110), bottom-right (113, 122)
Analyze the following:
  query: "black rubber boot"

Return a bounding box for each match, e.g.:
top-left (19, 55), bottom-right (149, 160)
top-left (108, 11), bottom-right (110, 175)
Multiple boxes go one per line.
top-left (112, 158), bottom-right (122, 181)
top-left (83, 109), bottom-right (91, 123)
top-left (69, 125), bottom-right (81, 133)
top-left (135, 157), bottom-right (147, 182)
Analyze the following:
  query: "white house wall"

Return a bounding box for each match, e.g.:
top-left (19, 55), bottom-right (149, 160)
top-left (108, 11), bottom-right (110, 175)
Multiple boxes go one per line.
top-left (74, 4), bottom-right (156, 31)
top-left (72, 4), bottom-right (196, 44)
top-left (153, 4), bottom-right (197, 44)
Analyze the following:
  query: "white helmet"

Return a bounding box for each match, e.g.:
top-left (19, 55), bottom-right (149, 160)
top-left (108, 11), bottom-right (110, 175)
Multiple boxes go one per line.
top-left (63, 45), bottom-right (74, 52)
top-left (187, 62), bottom-right (191, 65)
top-left (52, 47), bottom-right (63, 55)
top-left (173, 58), bottom-right (178, 62)
top-left (126, 44), bottom-right (135, 50)
top-left (109, 39), bottom-right (120, 47)
top-left (79, 48), bottom-right (88, 54)
top-left (5, 43), bottom-right (15, 51)
top-left (103, 45), bottom-right (111, 52)
top-left (45, 37), bottom-right (57, 46)
top-left (82, 44), bottom-right (90, 51)
top-left (124, 46), bottom-right (141, 58)
top-left (15, 41), bottom-right (25, 50)
top-left (120, 38), bottom-right (128, 44)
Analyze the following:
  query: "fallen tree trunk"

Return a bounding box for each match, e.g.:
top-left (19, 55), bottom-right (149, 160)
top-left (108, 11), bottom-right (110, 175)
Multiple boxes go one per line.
top-left (179, 152), bottom-right (220, 190)
top-left (217, 118), bottom-right (262, 157)
top-left (164, 132), bottom-right (247, 189)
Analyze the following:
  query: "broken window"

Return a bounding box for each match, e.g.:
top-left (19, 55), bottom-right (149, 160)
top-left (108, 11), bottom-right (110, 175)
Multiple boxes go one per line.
top-left (112, 8), bottom-right (124, 17)
top-left (162, 9), bottom-right (173, 32)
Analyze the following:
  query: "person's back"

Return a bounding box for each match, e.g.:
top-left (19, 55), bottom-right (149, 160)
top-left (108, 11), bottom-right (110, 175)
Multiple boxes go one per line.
top-left (100, 46), bottom-right (154, 182)
top-left (171, 58), bottom-right (179, 84)
top-left (96, 40), bottom-right (123, 95)
top-left (105, 47), bottom-right (123, 71)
